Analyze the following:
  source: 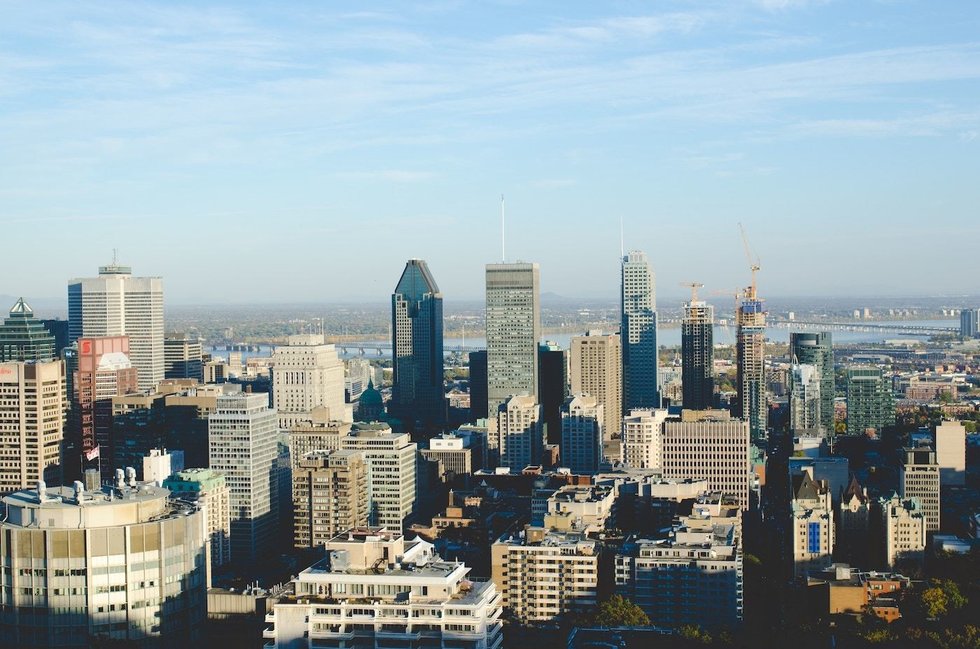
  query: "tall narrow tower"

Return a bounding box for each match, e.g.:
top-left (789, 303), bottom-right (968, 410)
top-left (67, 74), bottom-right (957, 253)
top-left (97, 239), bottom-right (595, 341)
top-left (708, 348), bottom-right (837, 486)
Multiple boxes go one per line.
top-left (621, 250), bottom-right (659, 410)
top-left (681, 285), bottom-right (714, 411)
top-left (485, 262), bottom-right (541, 415)
top-left (736, 284), bottom-right (767, 441)
top-left (390, 259), bottom-right (446, 433)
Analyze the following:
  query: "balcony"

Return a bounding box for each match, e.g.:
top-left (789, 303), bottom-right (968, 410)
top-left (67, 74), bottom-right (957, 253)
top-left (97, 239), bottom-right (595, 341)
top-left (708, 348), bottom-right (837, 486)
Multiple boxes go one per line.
top-left (262, 627), bottom-right (275, 639)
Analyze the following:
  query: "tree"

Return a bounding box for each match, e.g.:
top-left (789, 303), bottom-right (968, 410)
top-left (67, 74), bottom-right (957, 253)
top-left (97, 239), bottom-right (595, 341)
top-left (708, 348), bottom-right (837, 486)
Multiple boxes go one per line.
top-left (915, 579), bottom-right (968, 620)
top-left (592, 595), bottom-right (650, 627)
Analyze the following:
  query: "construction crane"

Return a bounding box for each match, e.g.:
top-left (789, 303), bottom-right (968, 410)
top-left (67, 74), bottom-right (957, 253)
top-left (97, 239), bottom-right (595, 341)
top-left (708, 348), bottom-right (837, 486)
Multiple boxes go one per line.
top-left (738, 222), bottom-right (761, 299)
top-left (679, 282), bottom-right (704, 303)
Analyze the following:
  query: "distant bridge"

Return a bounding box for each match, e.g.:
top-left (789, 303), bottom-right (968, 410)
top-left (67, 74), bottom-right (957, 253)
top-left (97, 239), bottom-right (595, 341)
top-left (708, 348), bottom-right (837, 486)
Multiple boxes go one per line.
top-left (337, 343), bottom-right (481, 356)
top-left (769, 320), bottom-right (957, 336)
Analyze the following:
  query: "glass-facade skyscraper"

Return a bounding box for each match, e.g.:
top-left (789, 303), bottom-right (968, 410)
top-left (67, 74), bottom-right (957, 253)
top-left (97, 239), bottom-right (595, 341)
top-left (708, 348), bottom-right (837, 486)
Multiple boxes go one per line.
top-left (621, 250), bottom-right (659, 410)
top-left (790, 332), bottom-right (834, 435)
top-left (390, 259), bottom-right (446, 433)
top-left (0, 298), bottom-right (57, 363)
top-left (486, 262), bottom-right (540, 415)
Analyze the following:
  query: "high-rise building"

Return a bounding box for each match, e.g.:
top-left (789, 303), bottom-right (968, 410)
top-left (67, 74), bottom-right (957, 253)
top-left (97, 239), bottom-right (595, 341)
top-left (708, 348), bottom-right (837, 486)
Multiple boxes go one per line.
top-left (208, 393), bottom-right (279, 563)
top-left (681, 297), bottom-right (714, 410)
top-left (662, 411), bottom-right (751, 509)
top-left (495, 395), bottom-right (543, 470)
top-left (790, 332), bottom-right (834, 435)
top-left (390, 259), bottom-right (446, 433)
top-left (788, 363), bottom-right (822, 436)
top-left (960, 308), bottom-right (979, 338)
top-left (68, 262), bottom-right (164, 393)
top-left (0, 480), bottom-right (208, 646)
top-left (265, 528), bottom-right (503, 649)
top-left (935, 420), bottom-right (966, 486)
top-left (73, 336), bottom-right (139, 478)
top-left (569, 331), bottom-right (622, 457)
top-left (291, 450), bottom-right (368, 548)
top-left (538, 341), bottom-right (567, 445)
top-left (340, 424), bottom-right (417, 532)
top-left (0, 298), bottom-right (57, 362)
top-left (845, 366), bottom-right (895, 436)
top-left (164, 332), bottom-right (204, 381)
top-left (620, 408), bottom-right (669, 470)
top-left (790, 467), bottom-right (834, 578)
top-left (485, 263), bottom-right (540, 415)
top-left (468, 349), bottom-right (488, 421)
top-left (0, 360), bottom-right (67, 493)
top-left (878, 494), bottom-right (926, 570)
top-left (621, 250), bottom-right (659, 410)
top-left (272, 334), bottom-right (349, 428)
top-left (163, 468), bottom-right (232, 572)
top-left (900, 447), bottom-right (940, 533)
top-left (560, 394), bottom-right (604, 475)
top-left (735, 286), bottom-right (766, 441)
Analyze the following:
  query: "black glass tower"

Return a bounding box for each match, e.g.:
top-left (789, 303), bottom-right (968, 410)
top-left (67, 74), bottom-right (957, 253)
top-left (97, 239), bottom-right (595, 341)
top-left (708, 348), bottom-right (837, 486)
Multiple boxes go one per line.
top-left (0, 298), bottom-right (57, 362)
top-left (682, 299), bottom-right (714, 410)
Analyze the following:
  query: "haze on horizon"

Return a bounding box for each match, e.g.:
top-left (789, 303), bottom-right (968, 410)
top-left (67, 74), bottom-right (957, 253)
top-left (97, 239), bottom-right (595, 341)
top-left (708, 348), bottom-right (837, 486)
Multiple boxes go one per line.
top-left (1, 1), bottom-right (978, 305)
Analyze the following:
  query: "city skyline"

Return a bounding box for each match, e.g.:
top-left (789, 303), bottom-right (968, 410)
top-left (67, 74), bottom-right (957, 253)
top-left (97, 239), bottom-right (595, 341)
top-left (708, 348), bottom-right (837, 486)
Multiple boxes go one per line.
top-left (2, 2), bottom-right (979, 303)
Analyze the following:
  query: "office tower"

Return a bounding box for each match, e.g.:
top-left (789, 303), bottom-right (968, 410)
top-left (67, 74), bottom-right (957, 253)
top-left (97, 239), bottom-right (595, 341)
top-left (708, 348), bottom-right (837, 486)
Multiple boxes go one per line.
top-left (960, 308), bottom-right (979, 338)
top-left (164, 468), bottom-right (232, 571)
top-left (485, 262), bottom-right (541, 415)
top-left (68, 262), bottom-right (164, 393)
top-left (620, 408), bottom-right (669, 470)
top-left (341, 424), bottom-right (417, 531)
top-left (468, 349), bottom-right (488, 420)
top-left (878, 494), bottom-right (926, 569)
top-left (291, 450), bottom-right (368, 548)
top-left (1, 480), bottom-right (207, 646)
top-left (74, 336), bottom-right (139, 477)
top-left (616, 496), bottom-right (742, 629)
top-left (0, 298), bottom-right (57, 362)
top-left (662, 412), bottom-right (751, 509)
top-left (735, 285), bottom-right (767, 440)
top-left (538, 341), bottom-right (567, 445)
top-left (790, 332), bottom-right (834, 435)
top-left (845, 366), bottom-right (895, 436)
top-left (421, 432), bottom-right (474, 479)
top-left (492, 527), bottom-right (599, 623)
top-left (0, 360), bottom-right (67, 493)
top-left (788, 363), bottom-right (822, 436)
top-left (790, 467), bottom-right (834, 578)
top-left (681, 296), bottom-right (714, 410)
top-left (935, 420), bottom-right (966, 486)
top-left (267, 529), bottom-right (502, 648)
top-left (209, 393), bottom-right (279, 563)
top-left (495, 394), bottom-right (544, 470)
top-left (900, 447), bottom-right (940, 533)
top-left (272, 334), bottom-right (349, 428)
top-left (560, 394), bottom-right (604, 475)
top-left (164, 332), bottom-right (204, 381)
top-left (390, 259), bottom-right (447, 433)
top-left (621, 250), bottom-right (659, 410)
top-left (569, 331), bottom-right (622, 456)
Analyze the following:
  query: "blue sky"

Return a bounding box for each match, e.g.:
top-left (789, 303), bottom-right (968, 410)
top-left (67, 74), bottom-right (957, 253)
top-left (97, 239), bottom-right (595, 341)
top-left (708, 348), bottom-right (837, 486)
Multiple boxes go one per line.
top-left (1, 1), bottom-right (978, 304)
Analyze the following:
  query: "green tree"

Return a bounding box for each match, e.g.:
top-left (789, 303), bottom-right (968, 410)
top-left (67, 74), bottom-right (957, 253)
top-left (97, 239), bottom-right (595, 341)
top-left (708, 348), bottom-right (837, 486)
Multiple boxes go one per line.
top-left (592, 595), bottom-right (650, 627)
top-left (916, 579), bottom-right (968, 620)
top-left (676, 625), bottom-right (713, 644)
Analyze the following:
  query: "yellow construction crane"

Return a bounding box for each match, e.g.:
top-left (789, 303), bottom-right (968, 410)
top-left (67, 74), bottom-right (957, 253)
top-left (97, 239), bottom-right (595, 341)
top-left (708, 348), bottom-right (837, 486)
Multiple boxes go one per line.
top-left (738, 222), bottom-right (761, 299)
top-left (679, 282), bottom-right (704, 303)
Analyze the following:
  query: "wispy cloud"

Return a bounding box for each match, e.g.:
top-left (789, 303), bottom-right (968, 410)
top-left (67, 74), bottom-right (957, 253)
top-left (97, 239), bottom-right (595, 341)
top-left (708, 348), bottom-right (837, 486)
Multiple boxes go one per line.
top-left (336, 170), bottom-right (438, 183)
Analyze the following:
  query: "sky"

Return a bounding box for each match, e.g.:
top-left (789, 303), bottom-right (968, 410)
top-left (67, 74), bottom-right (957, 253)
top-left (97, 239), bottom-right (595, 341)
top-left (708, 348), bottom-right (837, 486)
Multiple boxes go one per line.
top-left (1, 0), bottom-right (979, 304)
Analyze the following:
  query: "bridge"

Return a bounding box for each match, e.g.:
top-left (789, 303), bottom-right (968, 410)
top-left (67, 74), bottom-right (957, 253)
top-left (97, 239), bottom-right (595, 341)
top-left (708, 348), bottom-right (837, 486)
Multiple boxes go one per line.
top-left (768, 320), bottom-right (957, 336)
top-left (336, 343), bottom-right (482, 357)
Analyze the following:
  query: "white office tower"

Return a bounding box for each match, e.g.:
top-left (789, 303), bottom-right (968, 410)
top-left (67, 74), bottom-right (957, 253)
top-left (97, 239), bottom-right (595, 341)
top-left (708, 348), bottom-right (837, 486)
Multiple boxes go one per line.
top-left (495, 395), bottom-right (544, 470)
top-left (273, 334), bottom-right (350, 428)
top-left (620, 408), bottom-right (669, 470)
top-left (935, 420), bottom-right (966, 486)
top-left (560, 394), bottom-right (604, 475)
top-left (0, 480), bottom-right (208, 646)
top-left (879, 493), bottom-right (926, 569)
top-left (621, 250), bottom-right (660, 409)
top-left (900, 447), bottom-right (940, 533)
top-left (208, 393), bottom-right (279, 563)
top-left (68, 262), bottom-right (164, 392)
top-left (662, 412), bottom-right (752, 510)
top-left (265, 527), bottom-right (503, 649)
top-left (790, 467), bottom-right (834, 579)
top-left (569, 330), bottom-right (622, 456)
top-left (616, 494), bottom-right (743, 630)
top-left (485, 263), bottom-right (541, 415)
top-left (341, 424), bottom-right (417, 531)
top-left (788, 363), bottom-right (822, 436)
top-left (0, 360), bottom-right (67, 493)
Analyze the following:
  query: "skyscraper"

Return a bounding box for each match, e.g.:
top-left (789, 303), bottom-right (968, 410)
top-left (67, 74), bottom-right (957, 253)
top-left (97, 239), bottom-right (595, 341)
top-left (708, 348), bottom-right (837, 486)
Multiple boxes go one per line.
top-left (569, 330), bottom-right (622, 456)
top-left (621, 250), bottom-right (659, 410)
top-left (735, 285), bottom-right (767, 441)
top-left (468, 350), bottom-right (488, 421)
top-left (845, 365), bottom-right (894, 436)
top-left (538, 341), bottom-right (567, 445)
top-left (164, 332), bottom-right (204, 381)
top-left (960, 308), bottom-right (979, 338)
top-left (496, 394), bottom-right (544, 470)
top-left (560, 394), bottom-right (603, 474)
top-left (341, 424), bottom-right (417, 531)
top-left (272, 334), bottom-right (349, 428)
top-left (681, 294), bottom-right (714, 411)
top-left (68, 262), bottom-right (164, 393)
top-left (485, 262), bottom-right (540, 415)
top-left (0, 298), bottom-right (57, 362)
top-left (788, 363), bottom-right (822, 436)
top-left (790, 332), bottom-right (834, 435)
top-left (0, 360), bottom-right (67, 492)
top-left (390, 259), bottom-right (446, 433)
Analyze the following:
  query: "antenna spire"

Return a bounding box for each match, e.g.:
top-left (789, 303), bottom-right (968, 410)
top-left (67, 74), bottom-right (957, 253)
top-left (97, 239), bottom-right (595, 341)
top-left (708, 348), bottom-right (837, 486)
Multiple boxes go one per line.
top-left (619, 217), bottom-right (624, 258)
top-left (500, 194), bottom-right (506, 263)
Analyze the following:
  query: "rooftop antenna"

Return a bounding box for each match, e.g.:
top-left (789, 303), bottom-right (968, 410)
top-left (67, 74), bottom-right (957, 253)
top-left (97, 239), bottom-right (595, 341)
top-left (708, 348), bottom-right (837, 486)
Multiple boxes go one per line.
top-left (112, 248), bottom-right (118, 265)
top-left (619, 217), bottom-right (624, 259)
top-left (500, 194), bottom-right (506, 263)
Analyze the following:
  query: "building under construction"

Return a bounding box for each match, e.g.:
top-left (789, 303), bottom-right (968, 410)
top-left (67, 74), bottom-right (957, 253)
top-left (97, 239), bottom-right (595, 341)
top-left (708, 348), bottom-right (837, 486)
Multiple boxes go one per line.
top-left (736, 287), bottom-right (767, 441)
top-left (682, 286), bottom-right (714, 411)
